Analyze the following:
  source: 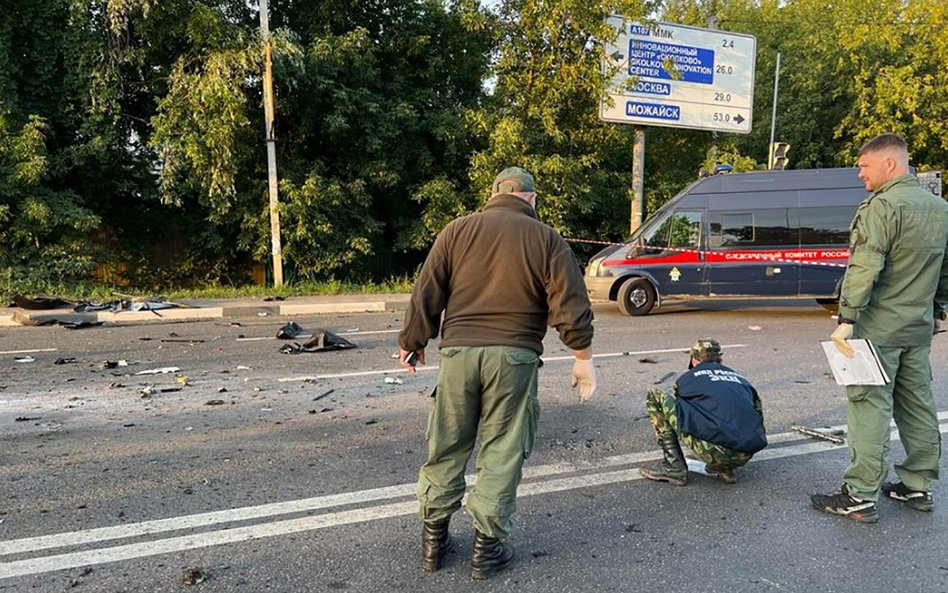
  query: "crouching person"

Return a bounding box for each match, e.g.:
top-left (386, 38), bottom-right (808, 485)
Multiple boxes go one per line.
top-left (640, 339), bottom-right (767, 486)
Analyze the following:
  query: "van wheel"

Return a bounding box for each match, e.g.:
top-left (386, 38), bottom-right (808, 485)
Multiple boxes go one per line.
top-left (617, 278), bottom-right (656, 316)
top-left (816, 298), bottom-right (839, 313)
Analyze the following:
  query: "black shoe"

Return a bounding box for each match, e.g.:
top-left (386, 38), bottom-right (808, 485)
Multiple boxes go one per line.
top-left (421, 519), bottom-right (451, 572)
top-left (810, 483), bottom-right (878, 523)
top-left (882, 481), bottom-right (934, 512)
top-left (470, 530), bottom-right (514, 580)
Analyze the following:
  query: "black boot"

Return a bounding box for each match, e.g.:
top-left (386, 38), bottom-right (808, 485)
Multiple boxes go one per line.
top-left (707, 463), bottom-right (737, 484)
top-left (421, 518), bottom-right (451, 572)
top-left (639, 433), bottom-right (688, 486)
top-left (470, 530), bottom-right (514, 580)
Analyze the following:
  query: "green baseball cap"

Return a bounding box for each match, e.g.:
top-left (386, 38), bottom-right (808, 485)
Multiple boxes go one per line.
top-left (492, 167), bottom-right (536, 194)
top-left (689, 338), bottom-right (723, 362)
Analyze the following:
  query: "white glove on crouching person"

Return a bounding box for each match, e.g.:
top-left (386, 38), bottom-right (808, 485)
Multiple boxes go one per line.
top-left (570, 351), bottom-right (597, 402)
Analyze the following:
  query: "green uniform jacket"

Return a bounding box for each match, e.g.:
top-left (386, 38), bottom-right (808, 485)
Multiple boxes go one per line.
top-left (399, 195), bottom-right (594, 355)
top-left (838, 174), bottom-right (948, 346)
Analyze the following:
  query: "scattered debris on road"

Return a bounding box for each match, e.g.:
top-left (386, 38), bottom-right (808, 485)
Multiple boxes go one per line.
top-left (276, 321), bottom-right (306, 339)
top-left (139, 385), bottom-right (183, 397)
top-left (135, 366), bottom-right (181, 375)
top-left (313, 389), bottom-right (335, 401)
top-left (790, 424), bottom-right (845, 445)
top-left (181, 567), bottom-right (206, 586)
top-left (279, 330), bottom-right (357, 354)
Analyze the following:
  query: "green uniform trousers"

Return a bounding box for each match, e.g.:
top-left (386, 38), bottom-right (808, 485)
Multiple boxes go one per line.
top-left (843, 344), bottom-right (941, 501)
top-left (646, 388), bottom-right (752, 470)
top-left (417, 346), bottom-right (540, 539)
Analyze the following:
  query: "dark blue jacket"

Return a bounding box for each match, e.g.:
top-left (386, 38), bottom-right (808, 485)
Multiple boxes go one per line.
top-left (674, 362), bottom-right (767, 454)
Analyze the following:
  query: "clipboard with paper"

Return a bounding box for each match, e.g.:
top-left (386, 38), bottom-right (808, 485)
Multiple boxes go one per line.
top-left (820, 339), bottom-right (890, 386)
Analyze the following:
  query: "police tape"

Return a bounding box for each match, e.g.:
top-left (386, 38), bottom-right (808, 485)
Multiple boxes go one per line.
top-left (563, 237), bottom-right (849, 269)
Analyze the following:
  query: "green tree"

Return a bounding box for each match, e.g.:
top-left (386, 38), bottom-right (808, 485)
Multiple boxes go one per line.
top-left (466, 0), bottom-right (655, 259)
top-left (0, 114), bottom-right (101, 291)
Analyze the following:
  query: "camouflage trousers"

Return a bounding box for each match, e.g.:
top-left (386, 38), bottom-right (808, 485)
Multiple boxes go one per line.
top-left (646, 388), bottom-right (752, 470)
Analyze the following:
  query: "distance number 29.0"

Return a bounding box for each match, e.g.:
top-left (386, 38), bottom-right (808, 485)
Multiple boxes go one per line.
top-left (714, 92), bottom-right (732, 103)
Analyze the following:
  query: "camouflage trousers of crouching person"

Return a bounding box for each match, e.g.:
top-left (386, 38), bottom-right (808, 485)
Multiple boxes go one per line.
top-left (646, 388), bottom-right (752, 470)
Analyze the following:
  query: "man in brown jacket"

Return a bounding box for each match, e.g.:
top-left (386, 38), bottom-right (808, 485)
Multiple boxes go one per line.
top-left (398, 166), bottom-right (596, 579)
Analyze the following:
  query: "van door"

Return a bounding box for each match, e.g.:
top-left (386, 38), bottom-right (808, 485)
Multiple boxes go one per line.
top-left (629, 209), bottom-right (709, 296)
top-left (707, 209), bottom-right (800, 295)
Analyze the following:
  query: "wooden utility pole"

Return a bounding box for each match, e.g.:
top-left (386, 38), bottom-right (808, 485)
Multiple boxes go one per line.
top-left (259, 0), bottom-right (284, 287)
top-left (630, 126), bottom-right (645, 234)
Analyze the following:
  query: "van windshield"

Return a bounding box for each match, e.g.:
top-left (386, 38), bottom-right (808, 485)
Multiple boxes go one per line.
top-left (626, 210), bottom-right (702, 254)
top-left (623, 210), bottom-right (664, 243)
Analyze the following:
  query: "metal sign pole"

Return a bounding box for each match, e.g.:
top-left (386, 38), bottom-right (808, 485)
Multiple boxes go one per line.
top-left (768, 52), bottom-right (781, 170)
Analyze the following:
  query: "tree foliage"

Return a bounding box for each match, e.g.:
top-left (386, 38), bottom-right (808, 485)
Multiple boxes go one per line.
top-left (0, 0), bottom-right (946, 294)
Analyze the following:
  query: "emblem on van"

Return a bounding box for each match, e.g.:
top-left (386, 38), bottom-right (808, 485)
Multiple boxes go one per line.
top-left (670, 267), bottom-right (681, 282)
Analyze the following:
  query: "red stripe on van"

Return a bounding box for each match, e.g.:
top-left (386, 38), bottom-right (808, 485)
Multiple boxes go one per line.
top-left (602, 247), bottom-right (850, 267)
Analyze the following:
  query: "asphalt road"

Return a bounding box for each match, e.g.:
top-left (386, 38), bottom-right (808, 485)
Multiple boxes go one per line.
top-left (2, 299), bottom-right (948, 592)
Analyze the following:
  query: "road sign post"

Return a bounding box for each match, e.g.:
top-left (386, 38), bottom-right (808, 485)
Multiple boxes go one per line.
top-left (601, 18), bottom-right (757, 134)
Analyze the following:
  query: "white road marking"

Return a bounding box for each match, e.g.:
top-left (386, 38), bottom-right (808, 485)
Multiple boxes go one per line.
top-left (275, 344), bottom-right (749, 382)
top-left (0, 348), bottom-right (57, 355)
top-left (3, 418), bottom-right (945, 579)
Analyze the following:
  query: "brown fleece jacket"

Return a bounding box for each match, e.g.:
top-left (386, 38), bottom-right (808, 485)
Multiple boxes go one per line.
top-left (398, 194), bottom-right (594, 355)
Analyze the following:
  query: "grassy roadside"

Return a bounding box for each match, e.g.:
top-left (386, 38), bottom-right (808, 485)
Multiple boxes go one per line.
top-left (2, 277), bottom-right (415, 304)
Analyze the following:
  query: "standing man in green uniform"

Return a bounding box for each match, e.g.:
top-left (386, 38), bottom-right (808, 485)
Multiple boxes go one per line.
top-left (398, 166), bottom-right (596, 578)
top-left (811, 133), bottom-right (948, 523)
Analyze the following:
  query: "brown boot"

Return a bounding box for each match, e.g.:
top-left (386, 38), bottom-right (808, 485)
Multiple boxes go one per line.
top-left (639, 433), bottom-right (688, 486)
top-left (420, 518), bottom-right (451, 572)
top-left (470, 530), bottom-right (514, 580)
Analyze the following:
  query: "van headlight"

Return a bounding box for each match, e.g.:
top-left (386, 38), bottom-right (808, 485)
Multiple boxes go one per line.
top-left (586, 256), bottom-right (606, 276)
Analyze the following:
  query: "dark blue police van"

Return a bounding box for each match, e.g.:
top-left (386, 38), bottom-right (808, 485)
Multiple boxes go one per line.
top-left (584, 168), bottom-right (869, 315)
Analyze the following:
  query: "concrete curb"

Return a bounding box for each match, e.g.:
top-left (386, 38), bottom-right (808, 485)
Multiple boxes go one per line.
top-left (0, 297), bottom-right (409, 328)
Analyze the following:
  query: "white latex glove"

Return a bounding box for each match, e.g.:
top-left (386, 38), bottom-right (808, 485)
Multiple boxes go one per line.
top-left (571, 358), bottom-right (597, 402)
top-left (831, 323), bottom-right (855, 358)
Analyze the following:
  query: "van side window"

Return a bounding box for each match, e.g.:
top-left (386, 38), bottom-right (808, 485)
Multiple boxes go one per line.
top-left (712, 213), bottom-right (754, 245)
top-left (711, 209), bottom-right (796, 247)
top-left (644, 211), bottom-right (702, 252)
top-left (796, 206), bottom-right (856, 244)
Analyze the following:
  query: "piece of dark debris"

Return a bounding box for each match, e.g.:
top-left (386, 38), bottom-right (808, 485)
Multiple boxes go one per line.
top-left (182, 567), bottom-right (206, 586)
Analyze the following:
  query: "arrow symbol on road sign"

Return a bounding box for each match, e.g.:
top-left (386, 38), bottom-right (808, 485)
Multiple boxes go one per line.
top-left (734, 114), bottom-right (745, 124)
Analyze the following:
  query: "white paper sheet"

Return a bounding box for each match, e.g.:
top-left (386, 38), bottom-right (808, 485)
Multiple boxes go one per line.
top-left (821, 339), bottom-right (890, 386)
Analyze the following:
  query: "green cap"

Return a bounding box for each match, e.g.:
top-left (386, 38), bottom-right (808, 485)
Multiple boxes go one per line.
top-left (492, 167), bottom-right (536, 194)
top-left (689, 338), bottom-right (723, 362)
